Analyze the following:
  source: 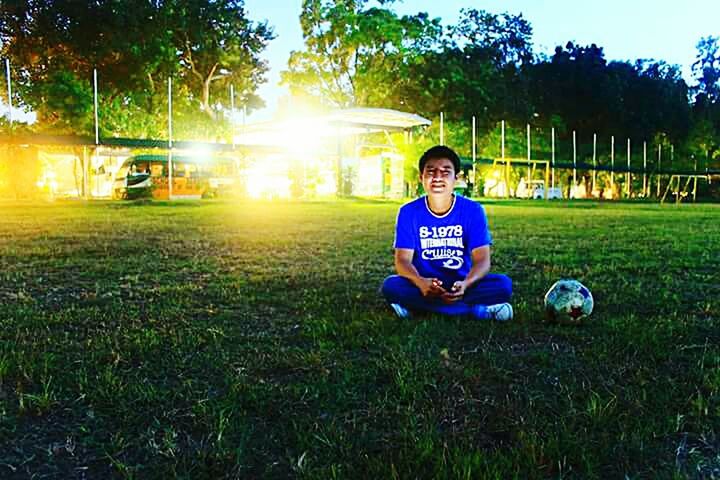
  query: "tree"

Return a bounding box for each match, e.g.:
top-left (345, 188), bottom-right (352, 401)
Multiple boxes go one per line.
top-left (0, 0), bottom-right (274, 137)
top-left (527, 43), bottom-right (615, 135)
top-left (281, 0), bottom-right (441, 108)
top-left (689, 36), bottom-right (720, 169)
top-left (172, 0), bottom-right (274, 119)
top-left (526, 43), bottom-right (690, 146)
top-left (400, 9), bottom-right (534, 129)
top-left (452, 8), bottom-right (534, 69)
top-left (0, 0), bottom-right (174, 135)
top-left (624, 60), bottom-right (690, 142)
top-left (692, 36), bottom-right (720, 104)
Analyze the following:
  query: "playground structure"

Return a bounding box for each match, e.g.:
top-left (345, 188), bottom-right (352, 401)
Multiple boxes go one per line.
top-left (660, 174), bottom-right (712, 204)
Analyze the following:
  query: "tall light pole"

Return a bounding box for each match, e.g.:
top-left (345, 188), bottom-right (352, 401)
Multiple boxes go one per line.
top-left (5, 59), bottom-right (12, 126)
top-left (230, 84), bottom-right (235, 149)
top-left (656, 144), bottom-right (662, 198)
top-left (626, 138), bottom-right (631, 197)
top-left (551, 127), bottom-right (555, 190)
top-left (643, 141), bottom-right (647, 196)
top-left (592, 133), bottom-right (597, 194)
top-left (502, 120), bottom-right (508, 198)
top-left (168, 77), bottom-right (173, 200)
top-left (439, 112), bottom-right (444, 145)
top-left (472, 115), bottom-right (476, 195)
top-left (610, 136), bottom-right (615, 195)
top-left (526, 123), bottom-right (531, 181)
top-left (572, 130), bottom-right (577, 198)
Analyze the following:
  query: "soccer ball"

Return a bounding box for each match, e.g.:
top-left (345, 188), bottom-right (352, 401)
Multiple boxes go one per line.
top-left (544, 279), bottom-right (594, 324)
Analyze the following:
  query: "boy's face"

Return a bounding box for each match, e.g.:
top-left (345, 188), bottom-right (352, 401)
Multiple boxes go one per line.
top-left (421, 157), bottom-right (456, 196)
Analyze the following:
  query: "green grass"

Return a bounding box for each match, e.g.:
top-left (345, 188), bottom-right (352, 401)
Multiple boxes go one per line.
top-left (0, 198), bottom-right (718, 479)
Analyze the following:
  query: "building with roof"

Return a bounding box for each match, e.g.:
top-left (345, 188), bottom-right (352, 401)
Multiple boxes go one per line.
top-left (233, 108), bottom-right (431, 199)
top-left (0, 107), bottom-right (431, 200)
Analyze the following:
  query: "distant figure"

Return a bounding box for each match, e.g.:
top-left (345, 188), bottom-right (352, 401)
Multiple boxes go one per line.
top-left (575, 176), bottom-right (590, 199)
top-left (517, 176), bottom-right (527, 198)
top-left (584, 174), bottom-right (592, 197)
top-left (566, 175), bottom-right (573, 199)
top-left (454, 172), bottom-right (468, 197)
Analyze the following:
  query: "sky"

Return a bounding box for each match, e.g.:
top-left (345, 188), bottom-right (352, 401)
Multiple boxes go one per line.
top-left (244, 0), bottom-right (720, 121)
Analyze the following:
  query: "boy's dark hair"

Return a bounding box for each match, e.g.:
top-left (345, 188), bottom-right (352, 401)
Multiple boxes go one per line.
top-left (419, 145), bottom-right (461, 175)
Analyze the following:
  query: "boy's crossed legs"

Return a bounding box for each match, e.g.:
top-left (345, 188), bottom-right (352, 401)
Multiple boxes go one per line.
top-left (381, 273), bottom-right (513, 321)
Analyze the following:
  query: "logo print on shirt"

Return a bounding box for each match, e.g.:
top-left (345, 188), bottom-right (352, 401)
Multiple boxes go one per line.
top-left (418, 225), bottom-right (464, 270)
top-left (442, 257), bottom-right (463, 269)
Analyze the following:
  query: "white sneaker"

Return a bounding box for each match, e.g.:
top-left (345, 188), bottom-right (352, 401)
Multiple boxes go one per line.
top-left (390, 303), bottom-right (411, 320)
top-left (486, 303), bottom-right (513, 322)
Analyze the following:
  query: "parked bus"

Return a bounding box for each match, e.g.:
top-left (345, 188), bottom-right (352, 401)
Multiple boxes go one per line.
top-left (113, 154), bottom-right (237, 199)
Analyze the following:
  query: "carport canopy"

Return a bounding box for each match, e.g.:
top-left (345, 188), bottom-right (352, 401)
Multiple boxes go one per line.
top-left (234, 108), bottom-right (432, 147)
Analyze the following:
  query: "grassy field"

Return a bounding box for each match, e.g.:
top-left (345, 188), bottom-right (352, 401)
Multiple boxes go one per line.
top-left (0, 198), bottom-right (718, 479)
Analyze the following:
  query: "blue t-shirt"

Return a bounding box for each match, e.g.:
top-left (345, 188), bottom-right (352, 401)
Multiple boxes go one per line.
top-left (394, 195), bottom-right (492, 280)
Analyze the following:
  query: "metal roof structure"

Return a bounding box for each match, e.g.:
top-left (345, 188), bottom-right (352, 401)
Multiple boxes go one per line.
top-left (0, 108), bottom-right (431, 153)
top-left (327, 108), bottom-right (432, 131)
top-left (0, 133), bottom-right (283, 154)
top-left (234, 107), bottom-right (432, 147)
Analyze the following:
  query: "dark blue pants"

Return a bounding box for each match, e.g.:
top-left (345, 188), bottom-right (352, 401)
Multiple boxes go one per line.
top-left (381, 274), bottom-right (512, 316)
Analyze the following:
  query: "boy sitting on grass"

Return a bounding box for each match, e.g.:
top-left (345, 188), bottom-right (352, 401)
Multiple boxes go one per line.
top-left (381, 145), bottom-right (513, 321)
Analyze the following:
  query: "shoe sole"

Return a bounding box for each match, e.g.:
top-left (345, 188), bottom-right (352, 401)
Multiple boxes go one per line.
top-left (390, 303), bottom-right (411, 320)
top-left (491, 303), bottom-right (513, 322)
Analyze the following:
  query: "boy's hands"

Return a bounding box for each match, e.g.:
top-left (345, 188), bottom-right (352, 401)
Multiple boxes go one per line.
top-left (418, 277), bottom-right (447, 297)
top-left (418, 278), bottom-right (469, 303)
top-left (441, 280), bottom-right (467, 303)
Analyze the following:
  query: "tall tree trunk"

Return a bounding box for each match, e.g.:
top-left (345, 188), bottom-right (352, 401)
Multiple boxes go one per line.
top-left (202, 75), bottom-right (214, 119)
top-left (200, 63), bottom-right (219, 119)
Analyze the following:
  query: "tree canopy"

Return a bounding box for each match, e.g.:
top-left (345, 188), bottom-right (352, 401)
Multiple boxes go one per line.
top-left (281, 0), bottom-right (442, 108)
top-left (0, 0), bottom-right (274, 138)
